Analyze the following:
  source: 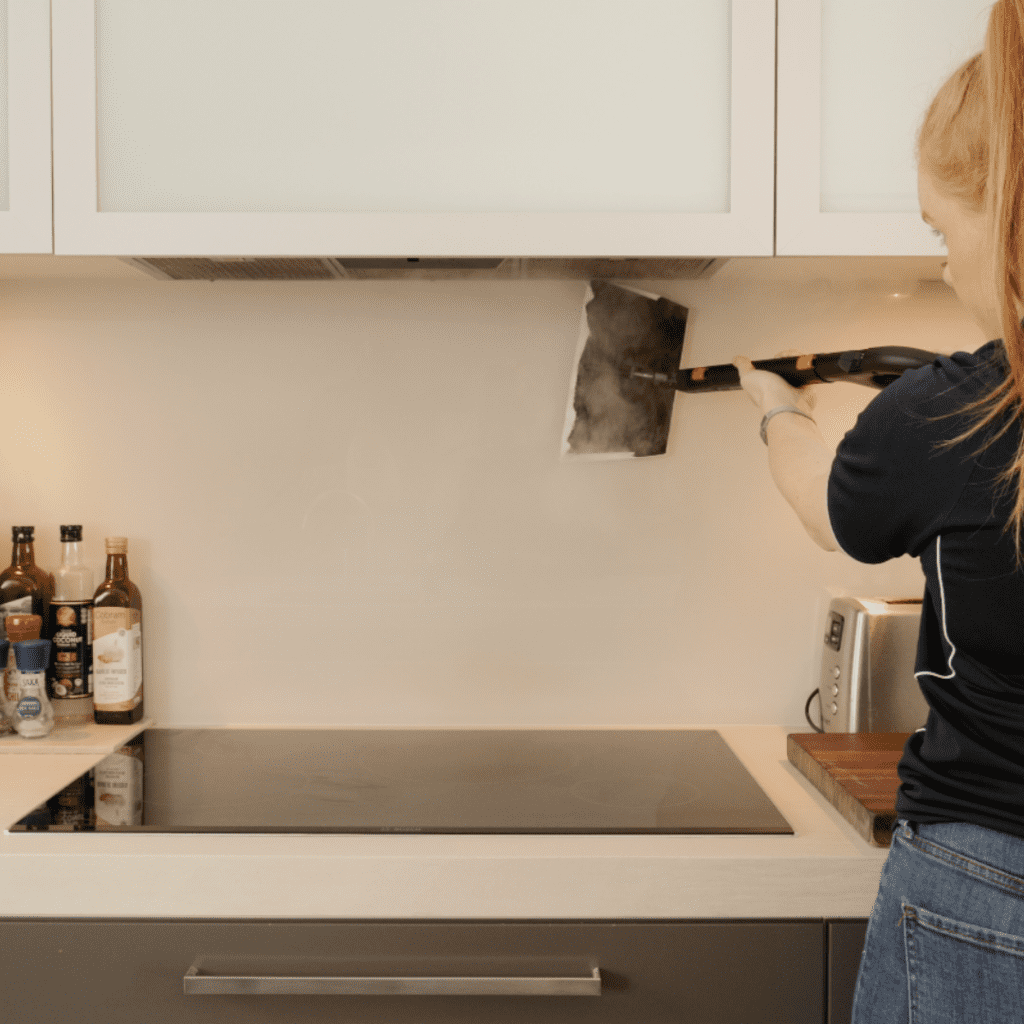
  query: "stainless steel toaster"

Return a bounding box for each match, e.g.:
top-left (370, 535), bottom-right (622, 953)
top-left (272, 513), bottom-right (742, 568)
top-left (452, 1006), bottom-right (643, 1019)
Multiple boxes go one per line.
top-left (819, 596), bottom-right (929, 732)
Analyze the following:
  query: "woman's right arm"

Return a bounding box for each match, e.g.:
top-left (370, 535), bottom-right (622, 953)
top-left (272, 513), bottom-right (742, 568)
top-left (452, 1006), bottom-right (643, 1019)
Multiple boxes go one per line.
top-left (762, 410), bottom-right (838, 552)
top-left (733, 355), bottom-right (839, 553)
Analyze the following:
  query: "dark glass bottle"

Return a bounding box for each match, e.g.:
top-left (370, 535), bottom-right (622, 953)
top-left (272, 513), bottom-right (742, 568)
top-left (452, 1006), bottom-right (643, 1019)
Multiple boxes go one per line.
top-left (92, 537), bottom-right (143, 725)
top-left (0, 527), bottom-right (54, 642)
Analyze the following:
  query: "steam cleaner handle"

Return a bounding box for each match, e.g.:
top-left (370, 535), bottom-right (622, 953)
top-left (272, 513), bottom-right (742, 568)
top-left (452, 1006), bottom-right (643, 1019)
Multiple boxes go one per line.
top-left (675, 346), bottom-right (938, 392)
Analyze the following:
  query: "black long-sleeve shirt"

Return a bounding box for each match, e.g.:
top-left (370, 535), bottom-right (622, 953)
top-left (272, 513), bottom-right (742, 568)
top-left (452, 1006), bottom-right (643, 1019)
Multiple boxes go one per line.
top-left (828, 339), bottom-right (1024, 838)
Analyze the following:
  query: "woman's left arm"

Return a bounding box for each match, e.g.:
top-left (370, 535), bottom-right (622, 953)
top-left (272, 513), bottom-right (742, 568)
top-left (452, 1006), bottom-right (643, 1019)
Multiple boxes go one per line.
top-left (733, 355), bottom-right (839, 553)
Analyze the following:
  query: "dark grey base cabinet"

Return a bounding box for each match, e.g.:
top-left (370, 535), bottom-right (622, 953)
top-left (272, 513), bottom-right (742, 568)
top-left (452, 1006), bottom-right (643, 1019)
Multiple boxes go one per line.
top-left (828, 919), bottom-right (871, 1024)
top-left (0, 917), bottom-right (870, 1024)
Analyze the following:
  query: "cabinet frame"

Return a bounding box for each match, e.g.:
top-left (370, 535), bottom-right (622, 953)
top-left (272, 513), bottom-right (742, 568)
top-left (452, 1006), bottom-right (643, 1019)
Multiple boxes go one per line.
top-left (51, 0), bottom-right (775, 258)
top-left (776, 0), bottom-right (948, 256)
top-left (1, 0), bottom-right (52, 254)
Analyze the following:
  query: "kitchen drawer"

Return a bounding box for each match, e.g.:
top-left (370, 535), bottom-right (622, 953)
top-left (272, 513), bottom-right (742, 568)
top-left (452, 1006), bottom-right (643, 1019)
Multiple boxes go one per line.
top-left (0, 918), bottom-right (824, 1023)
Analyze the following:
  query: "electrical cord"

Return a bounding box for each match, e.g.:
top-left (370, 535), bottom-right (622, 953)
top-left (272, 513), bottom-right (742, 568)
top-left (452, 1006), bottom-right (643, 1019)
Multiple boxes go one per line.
top-left (804, 687), bottom-right (824, 732)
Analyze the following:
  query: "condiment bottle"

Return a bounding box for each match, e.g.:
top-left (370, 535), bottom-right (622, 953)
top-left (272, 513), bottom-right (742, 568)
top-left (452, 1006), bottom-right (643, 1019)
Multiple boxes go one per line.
top-left (0, 527), bottom-right (52, 725)
top-left (0, 527), bottom-right (54, 640)
top-left (3, 614), bottom-right (42, 727)
top-left (11, 639), bottom-right (54, 738)
top-left (92, 538), bottom-right (143, 725)
top-left (48, 526), bottom-right (94, 723)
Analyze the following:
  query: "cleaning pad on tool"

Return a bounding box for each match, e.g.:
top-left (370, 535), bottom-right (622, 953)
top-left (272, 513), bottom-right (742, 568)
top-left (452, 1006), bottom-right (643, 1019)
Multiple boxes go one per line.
top-left (561, 281), bottom-right (688, 459)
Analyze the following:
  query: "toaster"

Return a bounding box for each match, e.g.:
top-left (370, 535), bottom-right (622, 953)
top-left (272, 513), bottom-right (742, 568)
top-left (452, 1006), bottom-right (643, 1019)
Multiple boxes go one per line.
top-left (818, 596), bottom-right (929, 732)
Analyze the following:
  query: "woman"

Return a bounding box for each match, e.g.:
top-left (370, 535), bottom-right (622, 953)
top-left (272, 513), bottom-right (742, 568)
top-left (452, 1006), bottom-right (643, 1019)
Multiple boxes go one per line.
top-left (734, 2), bottom-right (1024, 1019)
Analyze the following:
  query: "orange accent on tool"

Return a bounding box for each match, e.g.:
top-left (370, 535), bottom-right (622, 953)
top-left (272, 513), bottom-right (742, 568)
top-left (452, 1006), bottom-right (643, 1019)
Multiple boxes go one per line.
top-left (691, 366), bottom-right (706, 381)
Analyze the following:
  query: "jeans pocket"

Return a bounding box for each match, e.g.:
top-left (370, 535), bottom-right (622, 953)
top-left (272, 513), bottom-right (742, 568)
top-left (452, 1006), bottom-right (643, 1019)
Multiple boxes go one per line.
top-left (902, 903), bottom-right (1024, 1022)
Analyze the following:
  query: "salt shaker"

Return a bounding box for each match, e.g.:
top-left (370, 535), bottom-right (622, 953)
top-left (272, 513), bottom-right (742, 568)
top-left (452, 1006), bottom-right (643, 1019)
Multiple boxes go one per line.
top-left (11, 639), bottom-right (54, 738)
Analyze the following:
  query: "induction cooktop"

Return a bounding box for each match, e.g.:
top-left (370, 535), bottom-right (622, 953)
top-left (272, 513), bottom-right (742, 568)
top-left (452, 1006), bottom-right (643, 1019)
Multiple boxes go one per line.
top-left (9, 729), bottom-right (793, 835)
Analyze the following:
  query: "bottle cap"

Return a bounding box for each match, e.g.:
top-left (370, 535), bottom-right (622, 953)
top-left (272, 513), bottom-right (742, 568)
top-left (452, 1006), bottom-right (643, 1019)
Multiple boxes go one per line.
top-left (5, 615), bottom-right (42, 643)
top-left (61, 525), bottom-right (83, 543)
top-left (13, 639), bottom-right (50, 672)
top-left (105, 537), bottom-right (128, 554)
top-left (12, 526), bottom-right (34, 543)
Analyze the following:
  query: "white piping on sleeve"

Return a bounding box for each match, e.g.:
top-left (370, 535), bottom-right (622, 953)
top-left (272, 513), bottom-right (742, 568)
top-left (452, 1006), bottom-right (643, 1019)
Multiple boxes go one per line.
top-left (915, 533), bottom-right (957, 684)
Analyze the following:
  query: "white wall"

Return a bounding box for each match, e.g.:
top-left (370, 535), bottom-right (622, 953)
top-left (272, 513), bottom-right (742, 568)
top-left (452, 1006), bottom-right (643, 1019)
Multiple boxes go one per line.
top-left (0, 256), bottom-right (981, 727)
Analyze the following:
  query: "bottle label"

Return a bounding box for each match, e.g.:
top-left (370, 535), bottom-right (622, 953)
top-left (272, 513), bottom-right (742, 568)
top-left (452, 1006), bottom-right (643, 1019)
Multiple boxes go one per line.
top-left (13, 671), bottom-right (53, 737)
top-left (0, 596), bottom-right (32, 642)
top-left (92, 608), bottom-right (142, 712)
top-left (46, 600), bottom-right (92, 700)
top-left (16, 695), bottom-right (42, 718)
top-left (95, 742), bottom-right (144, 829)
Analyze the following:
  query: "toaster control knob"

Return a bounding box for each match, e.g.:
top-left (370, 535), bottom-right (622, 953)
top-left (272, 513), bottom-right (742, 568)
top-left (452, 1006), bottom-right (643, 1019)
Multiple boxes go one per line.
top-left (831, 702), bottom-right (839, 715)
top-left (832, 666), bottom-right (841, 678)
top-left (832, 684), bottom-right (839, 696)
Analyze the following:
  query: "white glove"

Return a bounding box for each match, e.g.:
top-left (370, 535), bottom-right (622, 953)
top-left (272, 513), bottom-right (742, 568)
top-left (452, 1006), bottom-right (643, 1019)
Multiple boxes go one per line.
top-left (731, 351), bottom-right (818, 418)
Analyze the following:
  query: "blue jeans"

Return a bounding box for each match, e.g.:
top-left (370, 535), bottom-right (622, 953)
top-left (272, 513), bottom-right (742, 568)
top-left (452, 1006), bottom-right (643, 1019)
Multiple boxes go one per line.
top-left (852, 818), bottom-right (1024, 1023)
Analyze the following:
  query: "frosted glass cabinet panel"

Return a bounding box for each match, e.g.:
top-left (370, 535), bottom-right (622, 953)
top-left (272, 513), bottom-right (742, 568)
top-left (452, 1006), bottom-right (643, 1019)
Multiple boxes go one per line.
top-left (777, 0), bottom-right (991, 255)
top-left (0, 0), bottom-right (52, 253)
top-left (52, 0), bottom-right (775, 256)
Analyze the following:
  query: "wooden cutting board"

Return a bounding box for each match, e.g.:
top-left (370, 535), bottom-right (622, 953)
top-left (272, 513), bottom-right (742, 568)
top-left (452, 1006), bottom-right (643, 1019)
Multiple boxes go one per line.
top-left (787, 732), bottom-right (911, 847)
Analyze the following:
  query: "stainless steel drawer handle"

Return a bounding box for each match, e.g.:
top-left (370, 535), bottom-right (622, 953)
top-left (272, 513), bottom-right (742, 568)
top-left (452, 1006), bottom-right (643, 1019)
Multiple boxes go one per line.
top-left (184, 962), bottom-right (601, 997)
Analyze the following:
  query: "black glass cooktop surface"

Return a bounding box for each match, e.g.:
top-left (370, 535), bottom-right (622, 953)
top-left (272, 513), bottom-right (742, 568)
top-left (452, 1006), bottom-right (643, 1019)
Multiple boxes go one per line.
top-left (9, 728), bottom-right (793, 835)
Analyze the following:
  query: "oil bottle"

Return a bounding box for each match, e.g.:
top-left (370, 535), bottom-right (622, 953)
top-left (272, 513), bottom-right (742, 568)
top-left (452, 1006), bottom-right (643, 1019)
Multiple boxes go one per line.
top-left (92, 537), bottom-right (143, 725)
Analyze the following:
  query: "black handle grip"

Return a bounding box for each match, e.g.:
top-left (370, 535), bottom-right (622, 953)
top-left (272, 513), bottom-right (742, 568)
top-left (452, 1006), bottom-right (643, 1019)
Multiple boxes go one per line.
top-left (674, 346), bottom-right (937, 392)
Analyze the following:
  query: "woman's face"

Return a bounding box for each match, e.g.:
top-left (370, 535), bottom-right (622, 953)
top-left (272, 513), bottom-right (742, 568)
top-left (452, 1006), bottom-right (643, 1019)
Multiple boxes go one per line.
top-left (917, 166), bottom-right (1003, 340)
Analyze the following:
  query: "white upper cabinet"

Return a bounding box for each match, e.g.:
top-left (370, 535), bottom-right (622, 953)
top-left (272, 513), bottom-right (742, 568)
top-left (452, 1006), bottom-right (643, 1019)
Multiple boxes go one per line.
top-left (777, 0), bottom-right (992, 255)
top-left (51, 0), bottom-right (776, 257)
top-left (0, 0), bottom-right (52, 254)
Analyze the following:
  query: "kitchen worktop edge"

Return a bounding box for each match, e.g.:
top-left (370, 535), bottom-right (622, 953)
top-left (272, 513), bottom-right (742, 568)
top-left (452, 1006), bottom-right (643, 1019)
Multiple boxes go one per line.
top-left (0, 725), bottom-right (889, 919)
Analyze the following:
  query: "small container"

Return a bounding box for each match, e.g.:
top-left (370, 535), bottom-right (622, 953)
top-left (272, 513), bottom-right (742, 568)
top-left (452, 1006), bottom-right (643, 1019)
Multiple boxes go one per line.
top-left (12, 639), bottom-right (54, 738)
top-left (4, 614), bottom-right (41, 728)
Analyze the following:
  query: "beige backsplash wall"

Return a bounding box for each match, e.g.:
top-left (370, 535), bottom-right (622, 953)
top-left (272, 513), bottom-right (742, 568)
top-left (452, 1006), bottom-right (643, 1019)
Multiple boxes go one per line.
top-left (0, 256), bottom-right (981, 727)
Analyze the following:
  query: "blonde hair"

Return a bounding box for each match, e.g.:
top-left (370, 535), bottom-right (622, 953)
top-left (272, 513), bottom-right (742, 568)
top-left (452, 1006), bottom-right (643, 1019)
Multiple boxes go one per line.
top-left (916, 0), bottom-right (1024, 563)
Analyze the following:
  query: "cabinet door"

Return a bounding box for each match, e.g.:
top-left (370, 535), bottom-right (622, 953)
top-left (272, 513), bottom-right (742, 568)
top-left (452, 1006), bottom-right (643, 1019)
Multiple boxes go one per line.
top-left (0, 0), bottom-right (52, 253)
top-left (777, 0), bottom-right (990, 255)
top-left (51, 0), bottom-right (775, 257)
top-left (828, 919), bottom-right (869, 1024)
top-left (0, 918), bottom-right (824, 1024)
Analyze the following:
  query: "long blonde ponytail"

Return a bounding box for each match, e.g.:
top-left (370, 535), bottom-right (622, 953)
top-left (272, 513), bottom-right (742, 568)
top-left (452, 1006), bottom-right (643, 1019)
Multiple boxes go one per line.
top-left (916, 0), bottom-right (1024, 564)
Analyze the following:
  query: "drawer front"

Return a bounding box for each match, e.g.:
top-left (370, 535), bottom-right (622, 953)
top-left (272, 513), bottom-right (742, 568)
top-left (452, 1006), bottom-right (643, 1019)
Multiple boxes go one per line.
top-left (0, 918), bottom-right (824, 1024)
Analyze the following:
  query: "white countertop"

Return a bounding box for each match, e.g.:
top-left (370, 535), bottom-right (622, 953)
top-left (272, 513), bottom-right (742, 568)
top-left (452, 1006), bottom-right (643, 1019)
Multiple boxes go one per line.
top-left (0, 724), bottom-right (888, 920)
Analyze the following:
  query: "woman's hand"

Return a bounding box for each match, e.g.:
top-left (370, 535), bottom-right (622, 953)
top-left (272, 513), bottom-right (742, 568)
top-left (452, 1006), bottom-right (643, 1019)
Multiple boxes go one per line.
top-left (730, 350), bottom-right (837, 552)
top-left (731, 351), bottom-right (818, 417)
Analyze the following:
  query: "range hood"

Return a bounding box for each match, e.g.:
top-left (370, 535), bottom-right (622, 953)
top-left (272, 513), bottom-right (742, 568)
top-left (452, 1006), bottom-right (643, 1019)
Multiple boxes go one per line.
top-left (122, 256), bottom-right (727, 282)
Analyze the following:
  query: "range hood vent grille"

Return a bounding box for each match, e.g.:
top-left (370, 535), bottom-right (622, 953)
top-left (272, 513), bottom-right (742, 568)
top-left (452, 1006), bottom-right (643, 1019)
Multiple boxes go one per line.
top-left (125, 257), bottom-right (726, 282)
top-left (131, 257), bottom-right (340, 281)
